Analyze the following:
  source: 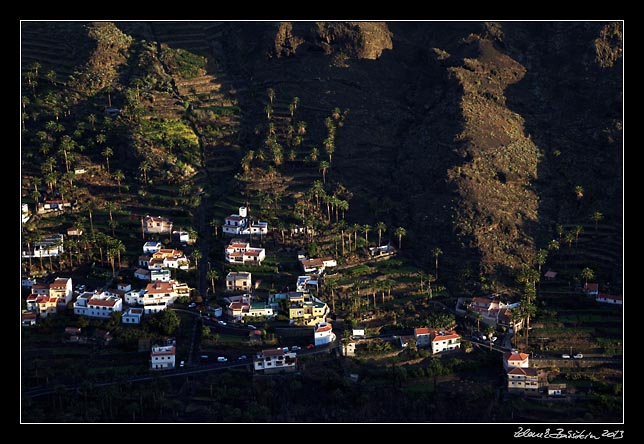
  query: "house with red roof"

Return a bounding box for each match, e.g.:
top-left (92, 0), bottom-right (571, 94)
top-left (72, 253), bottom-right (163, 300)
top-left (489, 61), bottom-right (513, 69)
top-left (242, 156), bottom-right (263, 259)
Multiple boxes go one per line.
top-left (73, 291), bottom-right (123, 318)
top-left (253, 348), bottom-right (297, 374)
top-left (430, 330), bottom-right (461, 354)
top-left (150, 344), bottom-right (176, 370)
top-left (595, 293), bottom-right (622, 305)
top-left (583, 283), bottom-right (599, 295)
top-left (503, 351), bottom-right (530, 370)
top-left (414, 327), bottom-right (432, 347)
top-left (26, 294), bottom-right (59, 318)
top-left (142, 215), bottom-right (173, 235)
top-left (507, 367), bottom-right (541, 393)
top-left (225, 239), bottom-right (265, 265)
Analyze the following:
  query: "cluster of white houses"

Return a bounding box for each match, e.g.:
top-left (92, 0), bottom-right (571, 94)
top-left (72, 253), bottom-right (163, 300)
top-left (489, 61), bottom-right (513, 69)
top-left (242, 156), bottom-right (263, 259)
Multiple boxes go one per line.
top-left (583, 283), bottom-right (623, 305)
top-left (414, 328), bottom-right (462, 354)
top-left (467, 296), bottom-right (523, 331)
top-left (22, 274), bottom-right (191, 326)
top-left (224, 239), bottom-right (266, 265)
top-left (135, 244), bottom-right (190, 282)
top-left (222, 206), bottom-right (268, 238)
top-left (21, 233), bottom-right (65, 258)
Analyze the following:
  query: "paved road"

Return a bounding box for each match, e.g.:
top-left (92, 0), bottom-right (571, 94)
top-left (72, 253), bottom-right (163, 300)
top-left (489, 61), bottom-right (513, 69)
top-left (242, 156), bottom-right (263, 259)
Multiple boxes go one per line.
top-left (22, 340), bottom-right (339, 399)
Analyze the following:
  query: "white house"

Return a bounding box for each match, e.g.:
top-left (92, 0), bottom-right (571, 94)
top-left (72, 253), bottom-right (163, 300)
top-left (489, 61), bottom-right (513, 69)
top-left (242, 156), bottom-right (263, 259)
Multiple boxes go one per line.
top-left (503, 351), bottom-right (530, 370)
top-left (225, 239), bottom-right (266, 265)
top-left (73, 292), bottom-right (123, 318)
top-left (127, 280), bottom-right (190, 314)
top-left (352, 328), bottom-right (365, 338)
top-left (299, 257), bottom-right (336, 275)
top-left (49, 277), bottom-right (73, 307)
top-left (122, 307), bottom-right (144, 325)
top-left (596, 293), bottom-right (622, 305)
top-left (22, 233), bottom-right (64, 258)
top-left (223, 207), bottom-right (248, 236)
top-left (172, 230), bottom-right (190, 243)
top-left (430, 330), bottom-right (461, 354)
top-left (143, 241), bottom-right (162, 254)
top-left (151, 269), bottom-right (172, 282)
top-left (226, 271), bottom-right (252, 292)
top-left (142, 216), bottom-right (173, 235)
top-left (296, 275), bottom-right (318, 293)
top-left (22, 203), bottom-right (30, 224)
top-left (247, 302), bottom-right (274, 319)
top-left (253, 348), bottom-right (297, 373)
top-left (240, 220), bottom-right (269, 237)
top-left (414, 327), bottom-right (432, 347)
top-left (150, 345), bottom-right (176, 370)
top-left (134, 268), bottom-right (151, 281)
top-left (314, 321), bottom-right (336, 346)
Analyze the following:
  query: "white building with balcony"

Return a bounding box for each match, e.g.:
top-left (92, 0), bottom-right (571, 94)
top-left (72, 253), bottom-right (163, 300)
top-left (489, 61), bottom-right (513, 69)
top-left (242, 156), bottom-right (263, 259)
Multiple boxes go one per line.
top-left (150, 345), bottom-right (176, 370)
top-left (253, 348), bottom-right (297, 374)
top-left (73, 292), bottom-right (123, 318)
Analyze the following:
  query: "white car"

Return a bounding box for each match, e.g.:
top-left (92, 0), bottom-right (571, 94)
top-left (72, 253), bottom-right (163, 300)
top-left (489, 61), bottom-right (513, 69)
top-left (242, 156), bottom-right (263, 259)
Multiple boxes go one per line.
top-left (188, 302), bottom-right (197, 308)
top-left (238, 355), bottom-right (247, 360)
top-left (573, 353), bottom-right (583, 359)
top-left (217, 357), bottom-right (228, 362)
top-left (561, 354), bottom-right (571, 359)
top-left (180, 360), bottom-right (185, 368)
top-left (291, 346), bottom-right (301, 351)
top-left (218, 320), bottom-right (227, 326)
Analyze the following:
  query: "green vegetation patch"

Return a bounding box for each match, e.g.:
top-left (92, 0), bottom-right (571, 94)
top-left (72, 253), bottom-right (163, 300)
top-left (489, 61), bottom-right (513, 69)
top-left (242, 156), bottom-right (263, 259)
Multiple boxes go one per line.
top-left (160, 47), bottom-right (207, 79)
top-left (139, 118), bottom-right (199, 149)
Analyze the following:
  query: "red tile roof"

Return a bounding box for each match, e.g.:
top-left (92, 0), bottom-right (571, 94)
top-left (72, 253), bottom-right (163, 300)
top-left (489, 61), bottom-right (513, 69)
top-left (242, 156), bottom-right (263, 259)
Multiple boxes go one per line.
top-left (146, 282), bottom-right (173, 293)
top-left (505, 352), bottom-right (529, 361)
top-left (430, 330), bottom-right (461, 342)
top-left (584, 283), bottom-right (599, 292)
top-left (507, 367), bottom-right (539, 376)
top-left (89, 297), bottom-right (119, 307)
top-left (414, 327), bottom-right (431, 336)
top-left (315, 323), bottom-right (333, 333)
top-left (596, 293), bottom-right (622, 301)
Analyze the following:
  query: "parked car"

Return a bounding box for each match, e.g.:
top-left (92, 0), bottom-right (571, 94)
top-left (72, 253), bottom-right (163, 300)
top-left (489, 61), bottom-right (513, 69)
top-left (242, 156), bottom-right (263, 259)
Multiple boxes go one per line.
top-left (218, 320), bottom-right (227, 326)
top-left (180, 360), bottom-right (185, 368)
top-left (282, 347), bottom-right (289, 352)
top-left (188, 302), bottom-right (197, 308)
top-left (490, 336), bottom-right (498, 342)
top-left (573, 353), bottom-right (583, 359)
top-left (291, 346), bottom-right (301, 351)
top-left (306, 344), bottom-right (314, 349)
top-left (200, 355), bottom-right (209, 362)
top-left (238, 355), bottom-right (247, 360)
top-left (561, 354), bottom-right (571, 359)
top-left (217, 356), bottom-right (228, 362)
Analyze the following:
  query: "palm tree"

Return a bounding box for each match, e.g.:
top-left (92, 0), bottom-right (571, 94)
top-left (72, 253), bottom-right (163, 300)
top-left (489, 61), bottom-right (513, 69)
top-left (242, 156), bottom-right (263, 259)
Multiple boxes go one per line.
top-left (547, 239), bottom-right (560, 252)
top-left (319, 160), bottom-right (330, 184)
top-left (574, 185), bottom-right (584, 200)
top-left (565, 231), bottom-right (575, 248)
top-left (310, 147), bottom-right (319, 162)
top-left (486, 325), bottom-right (495, 350)
top-left (265, 104), bottom-right (273, 120)
top-left (102, 147), bottom-right (113, 173)
top-left (88, 113), bottom-right (97, 131)
top-left (207, 269), bottom-right (219, 294)
top-left (375, 222), bottom-right (386, 247)
top-left (362, 224), bottom-right (371, 246)
top-left (591, 211), bottom-right (604, 231)
top-left (323, 137), bottom-right (335, 163)
top-left (556, 224), bottom-right (564, 243)
top-left (296, 121), bottom-right (307, 135)
top-left (139, 160), bottom-right (150, 185)
top-left (535, 249), bottom-right (548, 276)
top-left (394, 227), bottom-right (406, 250)
top-left (573, 225), bottom-right (583, 248)
top-left (46, 69), bottom-right (56, 85)
top-left (266, 88), bottom-right (275, 105)
top-left (352, 224), bottom-right (361, 251)
top-left (475, 312), bottom-right (482, 332)
top-left (113, 169), bottom-right (125, 193)
top-left (336, 199), bottom-right (349, 221)
top-left (209, 218), bottom-right (221, 238)
top-left (192, 249), bottom-right (202, 268)
top-left (432, 247), bottom-right (443, 279)
top-left (521, 300), bottom-right (537, 348)
top-left (113, 239), bottom-right (126, 271)
top-left (81, 200), bottom-right (95, 237)
top-left (96, 133), bottom-right (107, 146)
top-left (241, 150), bottom-right (254, 173)
top-left (581, 267), bottom-right (595, 287)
